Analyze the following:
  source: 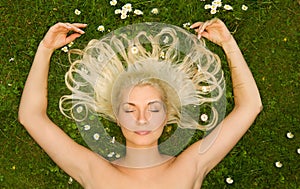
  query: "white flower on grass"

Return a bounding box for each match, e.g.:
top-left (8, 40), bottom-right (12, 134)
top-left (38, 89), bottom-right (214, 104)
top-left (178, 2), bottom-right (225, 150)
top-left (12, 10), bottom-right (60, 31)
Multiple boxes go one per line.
top-left (110, 0), bottom-right (117, 6)
top-left (123, 3), bottom-right (132, 12)
top-left (121, 8), bottom-right (128, 15)
top-left (160, 51), bottom-right (165, 59)
top-left (93, 133), bottom-right (100, 140)
top-left (74, 9), bottom-right (81, 15)
top-left (115, 9), bottom-right (121, 14)
top-left (200, 114), bottom-right (208, 122)
top-left (210, 8), bottom-right (217, 15)
top-left (211, 5), bottom-right (217, 10)
top-left (275, 161), bottom-right (283, 168)
top-left (68, 177), bottom-right (73, 184)
top-left (297, 148), bottom-right (300, 154)
top-left (9, 57), bottom-right (14, 62)
top-left (121, 13), bottom-right (127, 19)
top-left (76, 106), bottom-right (83, 113)
top-left (83, 125), bottom-right (91, 131)
top-left (212, 1), bottom-right (222, 7)
top-left (242, 5), bottom-right (248, 11)
top-left (115, 153), bottom-right (121, 158)
top-left (97, 25), bottom-right (105, 32)
top-left (8, 83), bottom-right (12, 87)
top-left (134, 9), bottom-right (143, 15)
top-left (163, 36), bottom-right (169, 44)
top-left (107, 152), bottom-right (115, 158)
top-left (81, 67), bottom-right (89, 74)
top-left (201, 86), bottom-right (210, 93)
top-left (111, 136), bottom-right (116, 144)
top-left (226, 177), bottom-right (234, 184)
top-left (204, 4), bottom-right (211, 9)
top-left (131, 46), bottom-right (139, 54)
top-left (151, 8), bottom-right (159, 14)
top-left (61, 46), bottom-right (68, 52)
top-left (68, 41), bottom-right (74, 47)
top-left (224, 4), bottom-right (233, 10)
top-left (183, 22), bottom-right (191, 29)
top-left (286, 132), bottom-right (294, 139)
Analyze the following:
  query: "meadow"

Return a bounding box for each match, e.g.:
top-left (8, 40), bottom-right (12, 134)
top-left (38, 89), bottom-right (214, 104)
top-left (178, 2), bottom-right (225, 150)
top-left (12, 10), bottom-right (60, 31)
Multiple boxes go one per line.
top-left (0, 0), bottom-right (299, 188)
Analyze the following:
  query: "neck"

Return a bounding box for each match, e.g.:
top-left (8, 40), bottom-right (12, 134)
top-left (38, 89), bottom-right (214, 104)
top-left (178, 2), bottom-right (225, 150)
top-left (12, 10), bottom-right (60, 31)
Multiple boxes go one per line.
top-left (113, 146), bottom-right (172, 168)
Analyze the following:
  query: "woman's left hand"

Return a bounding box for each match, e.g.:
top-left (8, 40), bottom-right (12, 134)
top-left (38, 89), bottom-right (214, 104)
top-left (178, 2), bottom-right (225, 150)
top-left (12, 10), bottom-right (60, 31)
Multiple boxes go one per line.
top-left (190, 18), bottom-right (232, 47)
top-left (41, 22), bottom-right (87, 51)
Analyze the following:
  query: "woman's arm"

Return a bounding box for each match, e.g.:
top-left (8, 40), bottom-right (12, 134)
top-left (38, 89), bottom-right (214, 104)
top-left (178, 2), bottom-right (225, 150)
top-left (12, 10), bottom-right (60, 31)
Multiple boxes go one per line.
top-left (18, 23), bottom-right (102, 185)
top-left (185, 19), bottom-right (262, 174)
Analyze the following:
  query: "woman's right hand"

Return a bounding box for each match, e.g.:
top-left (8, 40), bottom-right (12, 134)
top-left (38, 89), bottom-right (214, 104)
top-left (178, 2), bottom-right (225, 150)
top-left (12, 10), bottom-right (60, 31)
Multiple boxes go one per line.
top-left (190, 18), bottom-right (232, 47)
top-left (41, 23), bottom-right (87, 51)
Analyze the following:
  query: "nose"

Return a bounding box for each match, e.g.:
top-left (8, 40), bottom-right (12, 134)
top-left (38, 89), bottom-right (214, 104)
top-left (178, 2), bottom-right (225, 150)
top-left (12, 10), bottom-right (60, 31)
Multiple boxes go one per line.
top-left (136, 110), bottom-right (149, 125)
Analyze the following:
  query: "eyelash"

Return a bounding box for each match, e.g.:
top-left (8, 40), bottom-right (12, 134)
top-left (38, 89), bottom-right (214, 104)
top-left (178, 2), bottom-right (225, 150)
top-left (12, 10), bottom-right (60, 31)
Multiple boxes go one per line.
top-left (125, 110), bottom-right (135, 113)
top-left (124, 109), bottom-right (159, 113)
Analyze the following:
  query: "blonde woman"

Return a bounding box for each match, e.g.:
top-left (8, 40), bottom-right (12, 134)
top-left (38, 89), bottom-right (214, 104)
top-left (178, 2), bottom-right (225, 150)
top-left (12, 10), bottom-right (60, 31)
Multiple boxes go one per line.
top-left (19, 19), bottom-right (262, 188)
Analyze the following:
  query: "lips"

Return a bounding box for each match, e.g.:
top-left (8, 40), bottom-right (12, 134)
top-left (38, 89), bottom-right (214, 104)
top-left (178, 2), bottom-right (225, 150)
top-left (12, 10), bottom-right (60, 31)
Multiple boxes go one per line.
top-left (134, 131), bottom-right (151, 135)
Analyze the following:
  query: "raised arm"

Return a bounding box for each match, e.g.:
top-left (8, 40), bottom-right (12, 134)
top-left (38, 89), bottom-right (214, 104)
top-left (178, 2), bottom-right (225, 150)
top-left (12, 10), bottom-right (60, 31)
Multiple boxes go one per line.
top-left (188, 19), bottom-right (262, 174)
top-left (18, 23), bottom-right (100, 185)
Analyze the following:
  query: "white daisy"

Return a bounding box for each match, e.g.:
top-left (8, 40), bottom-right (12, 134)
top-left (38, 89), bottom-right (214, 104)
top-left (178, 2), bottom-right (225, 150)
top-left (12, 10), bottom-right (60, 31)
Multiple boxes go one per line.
top-left (83, 125), bottom-right (91, 131)
top-left (107, 152), bottom-right (115, 158)
top-left (93, 133), bottom-right (100, 140)
top-left (200, 114), bottom-right (209, 122)
top-left (68, 177), bottom-right (73, 184)
top-left (226, 177), bottom-right (234, 184)
top-left (151, 8), bottom-right (159, 14)
top-left (286, 132), bottom-right (294, 139)
top-left (121, 13), bottom-right (127, 19)
top-left (134, 9), bottom-right (143, 15)
top-left (61, 46), bottom-right (68, 52)
top-left (242, 5), bottom-right (248, 11)
top-left (115, 9), bottom-right (121, 14)
top-left (224, 4), bottom-right (233, 10)
top-left (131, 46), bottom-right (139, 54)
top-left (97, 25), bottom-right (105, 32)
top-left (275, 161), bottom-right (283, 168)
top-left (74, 9), bottom-right (81, 15)
top-left (110, 0), bottom-right (117, 6)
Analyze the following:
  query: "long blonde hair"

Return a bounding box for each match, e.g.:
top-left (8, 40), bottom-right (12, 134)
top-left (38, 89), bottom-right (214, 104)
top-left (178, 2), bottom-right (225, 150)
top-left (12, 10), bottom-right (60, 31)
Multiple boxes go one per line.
top-left (59, 22), bottom-right (225, 131)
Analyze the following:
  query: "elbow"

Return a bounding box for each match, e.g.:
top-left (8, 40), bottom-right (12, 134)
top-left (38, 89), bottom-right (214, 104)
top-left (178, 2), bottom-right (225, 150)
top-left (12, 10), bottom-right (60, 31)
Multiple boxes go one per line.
top-left (235, 99), bottom-right (263, 117)
top-left (18, 108), bottom-right (27, 126)
top-left (251, 100), bottom-right (263, 117)
top-left (18, 106), bottom-right (33, 127)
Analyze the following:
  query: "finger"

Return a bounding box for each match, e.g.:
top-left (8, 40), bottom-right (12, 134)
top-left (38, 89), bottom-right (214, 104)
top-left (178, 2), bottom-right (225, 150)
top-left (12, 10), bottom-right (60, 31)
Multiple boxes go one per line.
top-left (65, 33), bottom-right (82, 44)
top-left (190, 22), bottom-right (203, 29)
top-left (198, 20), bottom-right (212, 34)
top-left (70, 23), bottom-right (88, 28)
top-left (65, 23), bottom-right (85, 34)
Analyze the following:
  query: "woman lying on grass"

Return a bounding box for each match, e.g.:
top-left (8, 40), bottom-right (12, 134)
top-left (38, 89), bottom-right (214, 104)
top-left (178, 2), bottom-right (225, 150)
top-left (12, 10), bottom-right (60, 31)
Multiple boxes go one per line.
top-left (19, 18), bottom-right (262, 189)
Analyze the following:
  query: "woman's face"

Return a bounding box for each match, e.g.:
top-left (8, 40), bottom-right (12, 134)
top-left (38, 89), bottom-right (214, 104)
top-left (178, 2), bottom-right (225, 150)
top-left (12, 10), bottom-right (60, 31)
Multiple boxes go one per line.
top-left (117, 85), bottom-right (167, 148)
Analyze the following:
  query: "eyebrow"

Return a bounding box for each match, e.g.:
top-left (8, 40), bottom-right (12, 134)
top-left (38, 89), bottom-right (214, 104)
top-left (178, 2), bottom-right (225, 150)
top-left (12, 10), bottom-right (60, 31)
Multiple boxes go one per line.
top-left (122, 100), bottom-right (162, 106)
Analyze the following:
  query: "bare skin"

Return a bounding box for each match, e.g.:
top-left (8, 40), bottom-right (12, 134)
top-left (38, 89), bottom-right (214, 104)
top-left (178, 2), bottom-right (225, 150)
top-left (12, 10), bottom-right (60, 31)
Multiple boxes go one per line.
top-left (19, 19), bottom-right (262, 189)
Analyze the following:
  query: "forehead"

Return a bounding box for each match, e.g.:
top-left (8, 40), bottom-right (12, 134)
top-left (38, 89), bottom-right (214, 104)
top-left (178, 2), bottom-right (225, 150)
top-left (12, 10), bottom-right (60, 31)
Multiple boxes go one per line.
top-left (122, 85), bottom-right (163, 102)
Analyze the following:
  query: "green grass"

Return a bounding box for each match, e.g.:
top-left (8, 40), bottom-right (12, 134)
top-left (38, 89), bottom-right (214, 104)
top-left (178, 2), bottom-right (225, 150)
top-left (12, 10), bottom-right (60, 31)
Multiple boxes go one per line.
top-left (1, 0), bottom-right (299, 188)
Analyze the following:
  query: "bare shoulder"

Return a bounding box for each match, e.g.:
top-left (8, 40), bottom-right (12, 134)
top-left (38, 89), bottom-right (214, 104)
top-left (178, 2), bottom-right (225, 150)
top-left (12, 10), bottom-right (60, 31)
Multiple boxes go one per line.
top-left (86, 155), bottom-right (204, 189)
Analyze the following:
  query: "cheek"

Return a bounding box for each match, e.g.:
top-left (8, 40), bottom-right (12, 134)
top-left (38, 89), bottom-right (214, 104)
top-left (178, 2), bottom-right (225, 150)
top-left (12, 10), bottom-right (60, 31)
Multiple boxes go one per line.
top-left (118, 112), bottom-right (136, 126)
top-left (117, 111), bottom-right (167, 131)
